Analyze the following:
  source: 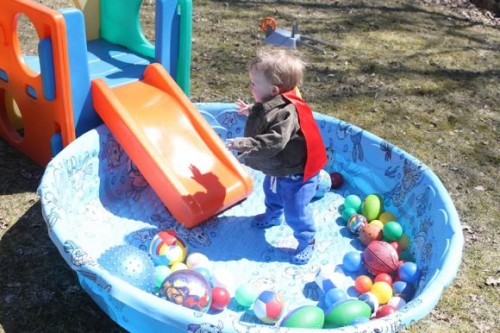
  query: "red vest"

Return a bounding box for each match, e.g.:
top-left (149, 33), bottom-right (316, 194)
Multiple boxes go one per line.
top-left (282, 89), bottom-right (328, 182)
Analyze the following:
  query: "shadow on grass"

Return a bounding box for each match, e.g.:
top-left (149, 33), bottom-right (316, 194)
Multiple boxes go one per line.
top-left (0, 202), bottom-right (125, 332)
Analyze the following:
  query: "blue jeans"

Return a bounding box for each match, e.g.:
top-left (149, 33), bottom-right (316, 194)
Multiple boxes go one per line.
top-left (263, 173), bottom-right (320, 250)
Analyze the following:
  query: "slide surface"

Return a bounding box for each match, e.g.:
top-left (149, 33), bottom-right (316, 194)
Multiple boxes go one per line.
top-left (91, 64), bottom-right (253, 228)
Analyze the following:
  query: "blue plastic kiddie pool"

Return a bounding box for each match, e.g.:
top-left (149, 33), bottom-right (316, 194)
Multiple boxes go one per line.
top-left (38, 103), bottom-right (463, 332)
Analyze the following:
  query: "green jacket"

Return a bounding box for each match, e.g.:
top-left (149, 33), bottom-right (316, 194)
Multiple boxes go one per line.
top-left (232, 95), bottom-right (307, 177)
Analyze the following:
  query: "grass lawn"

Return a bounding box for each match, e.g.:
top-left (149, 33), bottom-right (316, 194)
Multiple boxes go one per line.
top-left (1, 0), bottom-right (499, 332)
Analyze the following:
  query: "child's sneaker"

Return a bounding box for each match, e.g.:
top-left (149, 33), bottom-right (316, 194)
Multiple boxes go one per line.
top-left (290, 240), bottom-right (315, 265)
top-left (252, 214), bottom-right (283, 229)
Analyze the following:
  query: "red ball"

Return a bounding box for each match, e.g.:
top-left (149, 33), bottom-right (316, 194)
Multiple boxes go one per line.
top-left (374, 273), bottom-right (393, 286)
top-left (354, 275), bottom-right (373, 294)
top-left (389, 241), bottom-right (401, 253)
top-left (375, 304), bottom-right (397, 318)
top-left (330, 172), bottom-right (344, 189)
top-left (210, 286), bottom-right (230, 311)
top-left (363, 241), bottom-right (399, 275)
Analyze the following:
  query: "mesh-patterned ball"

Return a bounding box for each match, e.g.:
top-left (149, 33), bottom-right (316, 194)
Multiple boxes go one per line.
top-left (347, 214), bottom-right (368, 235)
top-left (149, 230), bottom-right (187, 266)
top-left (314, 169), bottom-right (332, 198)
top-left (98, 244), bottom-right (155, 292)
top-left (253, 291), bottom-right (285, 324)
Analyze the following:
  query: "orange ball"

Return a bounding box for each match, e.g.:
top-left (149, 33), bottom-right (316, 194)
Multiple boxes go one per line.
top-left (359, 223), bottom-right (383, 246)
top-left (354, 275), bottom-right (373, 294)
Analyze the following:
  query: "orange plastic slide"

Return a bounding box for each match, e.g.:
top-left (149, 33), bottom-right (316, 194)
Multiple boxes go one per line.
top-left (92, 63), bottom-right (253, 228)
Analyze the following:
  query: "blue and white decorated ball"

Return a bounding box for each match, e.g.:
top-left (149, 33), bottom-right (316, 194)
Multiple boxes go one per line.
top-left (253, 290), bottom-right (285, 324)
top-left (314, 169), bottom-right (332, 198)
top-left (99, 244), bottom-right (155, 292)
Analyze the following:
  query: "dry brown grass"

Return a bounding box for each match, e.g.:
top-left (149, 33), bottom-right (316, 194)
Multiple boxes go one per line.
top-left (1, 0), bottom-right (499, 332)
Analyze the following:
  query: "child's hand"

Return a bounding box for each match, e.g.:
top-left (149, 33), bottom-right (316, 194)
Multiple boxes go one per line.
top-left (225, 138), bottom-right (236, 150)
top-left (236, 99), bottom-right (250, 116)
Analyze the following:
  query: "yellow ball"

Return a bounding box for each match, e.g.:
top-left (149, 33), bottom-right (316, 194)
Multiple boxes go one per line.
top-left (371, 281), bottom-right (393, 304)
top-left (379, 211), bottom-right (397, 224)
top-left (370, 220), bottom-right (384, 230)
top-left (398, 234), bottom-right (410, 250)
top-left (170, 262), bottom-right (188, 272)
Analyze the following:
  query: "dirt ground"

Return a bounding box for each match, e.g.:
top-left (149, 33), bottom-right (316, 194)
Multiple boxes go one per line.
top-left (1, 0), bottom-right (499, 332)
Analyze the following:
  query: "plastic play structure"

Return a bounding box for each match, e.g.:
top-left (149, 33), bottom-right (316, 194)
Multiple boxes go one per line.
top-left (3, 0), bottom-right (463, 332)
top-left (1, 0), bottom-right (252, 228)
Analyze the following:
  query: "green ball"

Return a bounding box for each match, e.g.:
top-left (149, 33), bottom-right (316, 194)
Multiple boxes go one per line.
top-left (280, 305), bottom-right (325, 328)
top-left (342, 207), bottom-right (358, 222)
top-left (235, 284), bottom-right (258, 308)
top-left (324, 299), bottom-right (371, 328)
top-left (383, 221), bottom-right (403, 241)
top-left (344, 195), bottom-right (362, 213)
top-left (361, 194), bottom-right (383, 221)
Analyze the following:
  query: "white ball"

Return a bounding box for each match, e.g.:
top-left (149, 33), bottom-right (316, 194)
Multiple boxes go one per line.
top-left (186, 252), bottom-right (210, 269)
top-left (212, 267), bottom-right (235, 295)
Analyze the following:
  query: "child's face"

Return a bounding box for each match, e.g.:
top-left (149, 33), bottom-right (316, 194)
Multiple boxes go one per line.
top-left (249, 70), bottom-right (276, 103)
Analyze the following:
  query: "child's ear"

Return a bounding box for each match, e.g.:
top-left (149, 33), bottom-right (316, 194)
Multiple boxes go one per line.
top-left (271, 85), bottom-right (280, 96)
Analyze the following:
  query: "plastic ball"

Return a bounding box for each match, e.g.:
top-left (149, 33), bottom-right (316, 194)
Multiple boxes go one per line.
top-left (154, 265), bottom-right (171, 291)
top-left (398, 234), bottom-right (410, 250)
top-left (253, 291), bottom-right (285, 324)
top-left (378, 211), bottom-right (397, 224)
top-left (363, 241), bottom-right (399, 275)
top-left (171, 262), bottom-right (188, 272)
top-left (186, 252), bottom-right (209, 269)
top-left (235, 283), bottom-right (258, 308)
top-left (347, 214), bottom-right (368, 235)
top-left (315, 266), bottom-right (349, 293)
top-left (354, 275), bottom-right (373, 294)
top-left (210, 286), bottom-right (230, 311)
top-left (387, 296), bottom-right (407, 309)
top-left (149, 230), bottom-right (187, 266)
top-left (389, 241), bottom-right (402, 254)
top-left (371, 281), bottom-right (393, 304)
top-left (342, 207), bottom-right (358, 223)
top-left (361, 194), bottom-right (383, 221)
top-left (358, 292), bottom-right (379, 314)
top-left (344, 195), bottom-right (362, 212)
top-left (193, 267), bottom-right (213, 287)
top-left (343, 251), bottom-right (363, 272)
top-left (374, 273), bottom-right (393, 286)
top-left (359, 223), bottom-right (383, 246)
top-left (392, 281), bottom-right (415, 302)
top-left (383, 221), bottom-right (403, 241)
top-left (375, 304), bottom-right (397, 318)
top-left (159, 269), bottom-right (212, 312)
top-left (324, 287), bottom-right (349, 308)
top-left (330, 172), bottom-right (344, 189)
top-left (99, 244), bottom-right (155, 292)
top-left (324, 299), bottom-right (371, 328)
top-left (314, 169), bottom-right (332, 198)
top-left (370, 220), bottom-right (384, 229)
top-left (280, 305), bottom-right (325, 328)
top-left (398, 262), bottom-right (421, 284)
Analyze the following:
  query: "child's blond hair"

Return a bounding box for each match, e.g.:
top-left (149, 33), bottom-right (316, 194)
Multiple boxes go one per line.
top-left (248, 48), bottom-right (306, 92)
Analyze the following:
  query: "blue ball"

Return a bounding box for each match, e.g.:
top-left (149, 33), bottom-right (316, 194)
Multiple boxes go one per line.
top-left (99, 244), bottom-right (155, 292)
top-left (342, 251), bottom-right (363, 272)
top-left (324, 287), bottom-right (349, 308)
top-left (398, 262), bottom-right (421, 284)
top-left (392, 281), bottom-right (415, 302)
